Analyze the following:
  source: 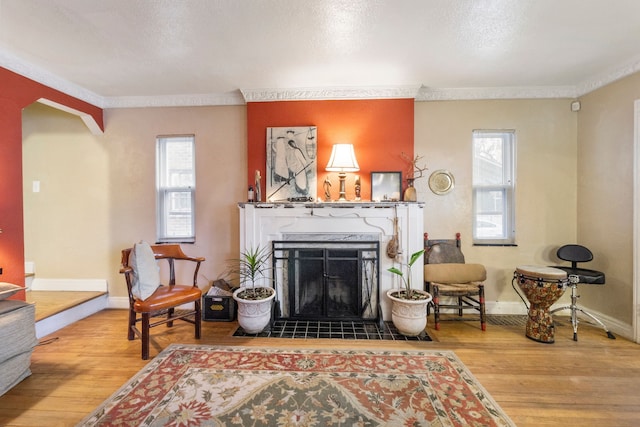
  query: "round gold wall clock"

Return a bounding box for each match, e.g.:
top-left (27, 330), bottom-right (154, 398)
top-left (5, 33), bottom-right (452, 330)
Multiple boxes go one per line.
top-left (428, 170), bottom-right (455, 195)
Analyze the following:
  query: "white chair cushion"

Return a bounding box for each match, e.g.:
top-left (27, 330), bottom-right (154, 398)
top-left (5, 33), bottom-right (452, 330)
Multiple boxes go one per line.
top-left (130, 241), bottom-right (160, 301)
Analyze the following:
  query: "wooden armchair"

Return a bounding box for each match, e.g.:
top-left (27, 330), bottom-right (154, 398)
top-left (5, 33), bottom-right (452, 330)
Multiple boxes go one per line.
top-left (120, 243), bottom-right (204, 359)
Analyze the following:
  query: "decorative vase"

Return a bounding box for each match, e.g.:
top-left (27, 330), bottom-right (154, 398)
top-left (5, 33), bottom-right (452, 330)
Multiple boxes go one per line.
top-left (404, 179), bottom-right (417, 202)
top-left (386, 288), bottom-right (432, 336)
top-left (233, 287), bottom-right (276, 334)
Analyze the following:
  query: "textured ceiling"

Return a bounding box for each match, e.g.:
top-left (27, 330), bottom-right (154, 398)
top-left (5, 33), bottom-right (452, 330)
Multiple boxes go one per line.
top-left (1, 0), bottom-right (640, 106)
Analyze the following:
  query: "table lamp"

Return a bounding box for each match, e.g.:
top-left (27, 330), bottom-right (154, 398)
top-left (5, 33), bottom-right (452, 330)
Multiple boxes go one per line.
top-left (325, 144), bottom-right (360, 201)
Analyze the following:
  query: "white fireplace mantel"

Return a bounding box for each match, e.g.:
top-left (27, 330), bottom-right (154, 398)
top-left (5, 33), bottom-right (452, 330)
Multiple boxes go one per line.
top-left (238, 202), bottom-right (425, 320)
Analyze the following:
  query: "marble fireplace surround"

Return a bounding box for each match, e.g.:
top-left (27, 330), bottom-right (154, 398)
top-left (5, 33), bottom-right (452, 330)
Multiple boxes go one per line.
top-left (238, 202), bottom-right (425, 321)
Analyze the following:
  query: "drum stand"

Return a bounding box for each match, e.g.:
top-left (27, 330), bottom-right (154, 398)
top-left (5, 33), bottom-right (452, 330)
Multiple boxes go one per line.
top-left (550, 275), bottom-right (615, 341)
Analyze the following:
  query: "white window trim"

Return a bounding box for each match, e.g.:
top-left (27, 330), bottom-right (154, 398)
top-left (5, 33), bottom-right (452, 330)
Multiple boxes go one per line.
top-left (156, 135), bottom-right (196, 243)
top-left (472, 130), bottom-right (516, 245)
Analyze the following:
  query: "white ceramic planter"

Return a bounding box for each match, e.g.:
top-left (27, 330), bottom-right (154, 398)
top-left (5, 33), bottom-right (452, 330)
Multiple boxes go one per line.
top-left (386, 288), bottom-right (433, 336)
top-left (233, 287), bottom-right (276, 334)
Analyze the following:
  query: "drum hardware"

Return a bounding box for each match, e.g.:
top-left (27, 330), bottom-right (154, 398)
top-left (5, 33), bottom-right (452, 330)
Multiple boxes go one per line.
top-left (550, 274), bottom-right (616, 341)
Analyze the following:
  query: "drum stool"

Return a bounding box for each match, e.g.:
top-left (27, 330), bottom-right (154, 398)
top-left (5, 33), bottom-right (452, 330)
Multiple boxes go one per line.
top-left (549, 244), bottom-right (615, 341)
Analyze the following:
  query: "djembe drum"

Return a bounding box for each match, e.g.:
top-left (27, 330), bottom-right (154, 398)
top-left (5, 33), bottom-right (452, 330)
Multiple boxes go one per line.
top-left (514, 265), bottom-right (568, 343)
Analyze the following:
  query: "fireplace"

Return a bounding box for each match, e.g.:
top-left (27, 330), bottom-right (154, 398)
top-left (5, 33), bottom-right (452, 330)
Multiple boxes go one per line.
top-left (239, 202), bottom-right (424, 321)
top-left (272, 240), bottom-right (379, 321)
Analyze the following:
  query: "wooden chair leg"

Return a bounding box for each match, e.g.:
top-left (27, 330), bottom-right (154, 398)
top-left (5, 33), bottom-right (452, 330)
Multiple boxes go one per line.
top-left (141, 313), bottom-right (150, 360)
top-left (127, 308), bottom-right (136, 340)
top-left (433, 285), bottom-right (441, 331)
top-left (167, 307), bottom-right (174, 328)
top-left (479, 284), bottom-right (486, 331)
top-left (195, 299), bottom-right (202, 339)
top-left (457, 297), bottom-right (463, 317)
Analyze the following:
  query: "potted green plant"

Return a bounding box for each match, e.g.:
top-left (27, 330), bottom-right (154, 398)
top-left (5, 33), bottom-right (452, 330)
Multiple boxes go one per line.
top-left (228, 245), bottom-right (276, 333)
top-left (386, 249), bottom-right (433, 336)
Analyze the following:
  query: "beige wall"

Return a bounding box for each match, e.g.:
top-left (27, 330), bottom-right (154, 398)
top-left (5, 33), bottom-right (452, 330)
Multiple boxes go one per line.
top-left (23, 104), bottom-right (247, 299)
top-left (415, 99), bottom-right (578, 308)
top-left (577, 72), bottom-right (640, 324)
top-left (23, 103), bottom-right (111, 279)
top-left (105, 106), bottom-right (247, 297)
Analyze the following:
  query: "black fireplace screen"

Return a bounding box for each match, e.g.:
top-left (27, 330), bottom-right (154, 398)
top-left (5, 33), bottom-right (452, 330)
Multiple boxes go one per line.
top-left (272, 241), bottom-right (379, 321)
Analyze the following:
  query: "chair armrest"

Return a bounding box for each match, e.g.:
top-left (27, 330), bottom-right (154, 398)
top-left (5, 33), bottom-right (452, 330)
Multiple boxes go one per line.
top-left (151, 244), bottom-right (205, 263)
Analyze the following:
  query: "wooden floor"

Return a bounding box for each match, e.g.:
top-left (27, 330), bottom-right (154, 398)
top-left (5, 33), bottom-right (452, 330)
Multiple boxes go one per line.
top-left (25, 291), bottom-right (107, 322)
top-left (1, 309), bottom-right (639, 427)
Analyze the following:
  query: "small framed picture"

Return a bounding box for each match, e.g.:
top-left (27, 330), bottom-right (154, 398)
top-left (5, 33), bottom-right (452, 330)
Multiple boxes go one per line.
top-left (371, 171), bottom-right (402, 202)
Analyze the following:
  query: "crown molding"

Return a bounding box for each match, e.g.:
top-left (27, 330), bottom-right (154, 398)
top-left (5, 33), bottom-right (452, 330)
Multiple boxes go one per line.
top-left (241, 86), bottom-right (422, 102)
top-left (0, 48), bottom-right (105, 108)
top-left (103, 91), bottom-right (246, 108)
top-left (575, 56), bottom-right (640, 97)
top-left (416, 85), bottom-right (578, 101)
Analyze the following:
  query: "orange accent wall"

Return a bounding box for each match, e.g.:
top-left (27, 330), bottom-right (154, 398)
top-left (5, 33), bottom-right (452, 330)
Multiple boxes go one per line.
top-left (247, 99), bottom-right (414, 201)
top-left (0, 67), bottom-right (103, 300)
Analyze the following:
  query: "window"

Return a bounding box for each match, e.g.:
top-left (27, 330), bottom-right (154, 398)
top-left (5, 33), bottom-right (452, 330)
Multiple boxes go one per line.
top-left (472, 130), bottom-right (515, 245)
top-left (156, 135), bottom-right (195, 243)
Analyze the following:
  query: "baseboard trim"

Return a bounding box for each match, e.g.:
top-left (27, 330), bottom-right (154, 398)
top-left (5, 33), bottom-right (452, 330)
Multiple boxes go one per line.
top-left (32, 278), bottom-right (107, 292)
top-left (108, 296), bottom-right (129, 309)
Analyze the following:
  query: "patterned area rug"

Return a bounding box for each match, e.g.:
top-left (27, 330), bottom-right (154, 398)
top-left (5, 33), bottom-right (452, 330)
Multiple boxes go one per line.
top-left (79, 345), bottom-right (515, 426)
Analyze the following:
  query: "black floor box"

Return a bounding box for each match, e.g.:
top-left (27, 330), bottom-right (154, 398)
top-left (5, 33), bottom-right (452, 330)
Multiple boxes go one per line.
top-left (203, 294), bottom-right (236, 321)
top-left (202, 279), bottom-right (236, 321)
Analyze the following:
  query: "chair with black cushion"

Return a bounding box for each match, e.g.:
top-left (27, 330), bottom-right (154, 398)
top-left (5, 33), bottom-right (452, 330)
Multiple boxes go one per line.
top-left (424, 233), bottom-right (487, 331)
top-left (121, 242), bottom-right (204, 359)
top-left (550, 244), bottom-right (615, 341)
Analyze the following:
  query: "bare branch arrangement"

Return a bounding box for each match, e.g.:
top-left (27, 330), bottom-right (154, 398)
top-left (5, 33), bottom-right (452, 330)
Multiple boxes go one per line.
top-left (401, 152), bottom-right (428, 181)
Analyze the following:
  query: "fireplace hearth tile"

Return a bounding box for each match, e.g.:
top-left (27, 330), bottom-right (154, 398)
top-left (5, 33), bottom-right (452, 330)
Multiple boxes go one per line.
top-left (232, 319), bottom-right (431, 341)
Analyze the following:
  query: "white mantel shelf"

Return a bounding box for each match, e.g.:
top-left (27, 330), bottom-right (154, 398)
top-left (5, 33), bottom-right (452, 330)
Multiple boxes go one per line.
top-left (238, 202), bottom-right (425, 321)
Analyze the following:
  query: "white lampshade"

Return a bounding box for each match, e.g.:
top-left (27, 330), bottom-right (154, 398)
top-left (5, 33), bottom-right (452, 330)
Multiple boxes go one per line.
top-left (326, 144), bottom-right (360, 172)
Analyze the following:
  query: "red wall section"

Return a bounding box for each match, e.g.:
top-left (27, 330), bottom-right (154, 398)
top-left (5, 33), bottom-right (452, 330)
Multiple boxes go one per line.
top-left (247, 99), bottom-right (414, 201)
top-left (0, 101), bottom-right (25, 296)
top-left (0, 67), bottom-right (103, 300)
top-left (0, 68), bottom-right (103, 130)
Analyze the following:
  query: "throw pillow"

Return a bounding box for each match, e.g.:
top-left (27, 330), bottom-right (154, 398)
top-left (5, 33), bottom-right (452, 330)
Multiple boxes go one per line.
top-left (130, 241), bottom-right (161, 301)
top-left (0, 282), bottom-right (22, 300)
